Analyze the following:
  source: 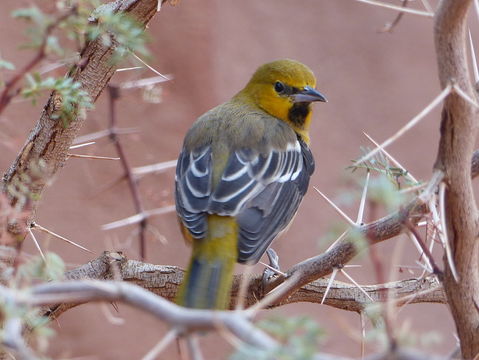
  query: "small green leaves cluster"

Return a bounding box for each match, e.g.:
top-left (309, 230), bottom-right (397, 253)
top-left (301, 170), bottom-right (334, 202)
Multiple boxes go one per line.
top-left (4, 0), bottom-right (150, 124)
top-left (349, 146), bottom-right (419, 190)
top-left (363, 303), bottom-right (442, 351)
top-left (17, 252), bottom-right (66, 283)
top-left (0, 252), bottom-right (66, 357)
top-left (5, 159), bottom-right (49, 211)
top-left (231, 316), bottom-right (325, 360)
top-left (22, 74), bottom-right (92, 125)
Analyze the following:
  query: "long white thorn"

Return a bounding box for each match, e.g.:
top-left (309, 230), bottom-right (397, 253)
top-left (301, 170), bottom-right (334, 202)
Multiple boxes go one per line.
top-left (116, 66), bottom-right (143, 72)
top-left (313, 187), bottom-right (356, 227)
top-left (439, 182), bottom-right (459, 282)
top-left (258, 261), bottom-right (287, 277)
top-left (69, 141), bottom-right (95, 150)
top-left (360, 312), bottom-right (366, 359)
top-left (321, 268), bottom-right (339, 304)
top-left (142, 329), bottom-right (178, 360)
top-left (469, 30), bottom-right (479, 83)
top-left (133, 160), bottom-right (178, 176)
top-left (325, 230), bottom-right (350, 252)
top-left (68, 154), bottom-right (120, 161)
top-left (28, 227), bottom-right (46, 262)
top-left (341, 269), bottom-right (374, 302)
top-left (420, 0), bottom-right (433, 12)
top-left (246, 273), bottom-right (300, 315)
top-left (132, 53), bottom-right (171, 80)
top-left (363, 132), bottom-right (418, 183)
top-left (102, 205), bottom-right (176, 230)
top-left (452, 84), bottom-right (479, 108)
top-left (354, 0), bottom-right (434, 16)
top-left (356, 171), bottom-right (370, 225)
top-left (407, 232), bottom-right (433, 273)
top-left (355, 85), bottom-right (452, 166)
top-left (186, 335), bottom-right (204, 360)
top-left (73, 128), bottom-right (139, 145)
top-left (120, 75), bottom-right (172, 90)
top-left (32, 223), bottom-right (93, 254)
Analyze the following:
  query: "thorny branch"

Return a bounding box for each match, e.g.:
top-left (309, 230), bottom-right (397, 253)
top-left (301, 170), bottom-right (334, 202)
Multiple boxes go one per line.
top-left (38, 252), bottom-right (445, 319)
top-left (433, 0), bottom-right (479, 357)
top-left (107, 85), bottom-right (148, 260)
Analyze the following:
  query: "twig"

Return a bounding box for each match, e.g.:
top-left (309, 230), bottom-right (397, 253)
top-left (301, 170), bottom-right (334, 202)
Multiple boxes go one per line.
top-left (102, 205), bottom-right (175, 230)
top-left (0, 6), bottom-right (78, 114)
top-left (132, 160), bottom-right (177, 176)
top-left (363, 132), bottom-right (418, 183)
top-left (405, 220), bottom-right (442, 277)
top-left (107, 85), bottom-right (147, 259)
top-left (379, 0), bottom-right (408, 33)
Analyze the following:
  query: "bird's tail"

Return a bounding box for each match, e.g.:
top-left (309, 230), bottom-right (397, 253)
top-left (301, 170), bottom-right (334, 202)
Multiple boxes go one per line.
top-left (176, 215), bottom-right (238, 309)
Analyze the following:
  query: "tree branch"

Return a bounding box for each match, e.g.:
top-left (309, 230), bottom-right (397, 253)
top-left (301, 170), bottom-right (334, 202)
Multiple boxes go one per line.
top-left (433, 0), bottom-right (479, 357)
top-left (39, 252), bottom-right (445, 320)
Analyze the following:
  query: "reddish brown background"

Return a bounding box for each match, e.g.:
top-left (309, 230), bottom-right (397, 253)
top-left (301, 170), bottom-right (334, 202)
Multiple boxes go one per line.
top-left (0, 0), bottom-right (458, 359)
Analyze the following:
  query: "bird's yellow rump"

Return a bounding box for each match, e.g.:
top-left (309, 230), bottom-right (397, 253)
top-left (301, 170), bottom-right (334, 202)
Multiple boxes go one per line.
top-left (175, 59), bottom-right (326, 309)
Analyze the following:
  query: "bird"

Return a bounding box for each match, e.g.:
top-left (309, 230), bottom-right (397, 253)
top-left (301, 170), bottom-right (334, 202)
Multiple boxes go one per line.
top-left (175, 59), bottom-right (326, 309)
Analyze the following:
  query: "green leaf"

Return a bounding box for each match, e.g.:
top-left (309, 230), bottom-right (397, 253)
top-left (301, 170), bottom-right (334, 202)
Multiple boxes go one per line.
top-left (231, 316), bottom-right (325, 360)
top-left (0, 58), bottom-right (15, 70)
top-left (17, 252), bottom-right (66, 281)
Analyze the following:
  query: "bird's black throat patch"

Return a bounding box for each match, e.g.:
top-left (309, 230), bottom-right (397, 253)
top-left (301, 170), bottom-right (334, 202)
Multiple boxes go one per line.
top-left (288, 102), bottom-right (311, 128)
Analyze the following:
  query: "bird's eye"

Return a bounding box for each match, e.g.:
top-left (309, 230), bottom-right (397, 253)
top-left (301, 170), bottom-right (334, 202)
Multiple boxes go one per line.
top-left (274, 81), bottom-right (285, 94)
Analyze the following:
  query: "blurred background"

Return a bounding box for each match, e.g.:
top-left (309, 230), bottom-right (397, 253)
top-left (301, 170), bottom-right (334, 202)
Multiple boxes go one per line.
top-left (0, 0), bottom-right (457, 358)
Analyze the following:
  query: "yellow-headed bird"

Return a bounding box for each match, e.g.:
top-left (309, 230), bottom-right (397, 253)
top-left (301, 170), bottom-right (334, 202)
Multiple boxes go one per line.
top-left (175, 59), bottom-right (326, 309)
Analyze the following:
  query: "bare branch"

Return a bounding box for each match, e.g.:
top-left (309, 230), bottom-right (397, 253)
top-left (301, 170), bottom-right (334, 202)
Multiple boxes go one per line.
top-left (433, 0), bottom-right (479, 356)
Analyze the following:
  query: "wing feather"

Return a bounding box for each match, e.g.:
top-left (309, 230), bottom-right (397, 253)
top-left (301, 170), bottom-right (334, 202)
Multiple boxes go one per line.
top-left (175, 136), bottom-right (314, 263)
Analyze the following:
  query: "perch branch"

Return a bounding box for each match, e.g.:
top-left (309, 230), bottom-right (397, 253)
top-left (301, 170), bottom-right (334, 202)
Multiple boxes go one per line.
top-left (40, 252), bottom-right (445, 320)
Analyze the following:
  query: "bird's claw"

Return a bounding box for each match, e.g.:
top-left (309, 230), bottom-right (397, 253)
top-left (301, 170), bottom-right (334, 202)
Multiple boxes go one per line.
top-left (262, 248), bottom-right (281, 285)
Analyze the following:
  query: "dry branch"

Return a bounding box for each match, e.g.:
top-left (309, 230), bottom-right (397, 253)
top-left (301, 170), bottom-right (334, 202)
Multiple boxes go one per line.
top-left (41, 252), bottom-right (445, 320)
top-left (433, 0), bottom-right (479, 357)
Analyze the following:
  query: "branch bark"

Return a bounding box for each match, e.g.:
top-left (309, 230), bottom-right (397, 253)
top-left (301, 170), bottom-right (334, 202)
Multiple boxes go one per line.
top-left (41, 252), bottom-right (445, 320)
top-left (433, 1), bottom-right (479, 357)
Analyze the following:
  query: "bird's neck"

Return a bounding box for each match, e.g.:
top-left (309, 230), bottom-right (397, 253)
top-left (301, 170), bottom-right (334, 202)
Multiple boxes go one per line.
top-left (286, 102), bottom-right (312, 144)
top-left (233, 90), bottom-right (312, 145)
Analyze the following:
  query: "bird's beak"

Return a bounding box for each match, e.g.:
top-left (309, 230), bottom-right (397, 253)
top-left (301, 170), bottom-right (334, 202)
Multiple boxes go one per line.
top-left (292, 86), bottom-right (327, 103)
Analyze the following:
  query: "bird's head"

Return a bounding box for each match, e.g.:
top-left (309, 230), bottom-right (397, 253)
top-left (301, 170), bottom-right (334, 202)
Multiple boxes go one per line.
top-left (236, 59), bottom-right (326, 143)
